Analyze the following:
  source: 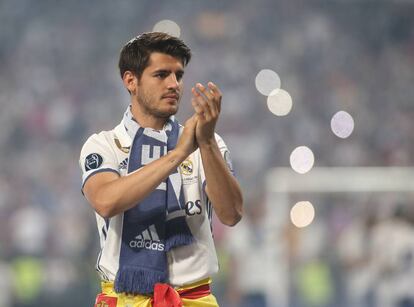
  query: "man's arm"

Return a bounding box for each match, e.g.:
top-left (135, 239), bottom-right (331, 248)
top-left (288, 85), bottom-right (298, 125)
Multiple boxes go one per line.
top-left (192, 82), bottom-right (243, 226)
top-left (83, 116), bottom-right (198, 218)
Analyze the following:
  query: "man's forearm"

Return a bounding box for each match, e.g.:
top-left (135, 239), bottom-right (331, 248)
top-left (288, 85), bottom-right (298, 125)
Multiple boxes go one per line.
top-left (84, 149), bottom-right (187, 218)
top-left (199, 139), bottom-right (243, 226)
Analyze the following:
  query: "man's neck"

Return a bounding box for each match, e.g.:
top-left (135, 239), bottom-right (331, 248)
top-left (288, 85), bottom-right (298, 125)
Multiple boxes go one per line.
top-left (130, 101), bottom-right (167, 130)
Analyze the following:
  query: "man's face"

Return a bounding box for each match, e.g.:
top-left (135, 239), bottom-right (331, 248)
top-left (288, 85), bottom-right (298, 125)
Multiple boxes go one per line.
top-left (134, 52), bottom-right (184, 119)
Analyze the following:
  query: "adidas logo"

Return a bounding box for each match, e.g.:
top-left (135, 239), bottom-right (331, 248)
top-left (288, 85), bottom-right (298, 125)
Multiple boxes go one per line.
top-left (119, 158), bottom-right (128, 170)
top-left (129, 224), bottom-right (165, 251)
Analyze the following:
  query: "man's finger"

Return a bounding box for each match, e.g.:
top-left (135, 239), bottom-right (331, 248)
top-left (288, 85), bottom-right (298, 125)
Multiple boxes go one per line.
top-left (207, 82), bottom-right (222, 97)
top-left (207, 82), bottom-right (222, 112)
top-left (196, 83), bottom-right (218, 117)
top-left (191, 97), bottom-right (204, 115)
top-left (196, 83), bottom-right (218, 116)
top-left (192, 87), bottom-right (213, 120)
top-left (191, 89), bottom-right (207, 121)
top-left (196, 83), bottom-right (214, 101)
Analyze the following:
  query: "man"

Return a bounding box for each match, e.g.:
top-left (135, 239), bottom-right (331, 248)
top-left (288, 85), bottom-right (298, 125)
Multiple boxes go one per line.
top-left (79, 32), bottom-right (243, 307)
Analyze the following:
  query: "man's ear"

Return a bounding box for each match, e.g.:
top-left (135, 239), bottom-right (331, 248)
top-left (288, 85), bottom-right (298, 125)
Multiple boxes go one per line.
top-left (122, 71), bottom-right (138, 94)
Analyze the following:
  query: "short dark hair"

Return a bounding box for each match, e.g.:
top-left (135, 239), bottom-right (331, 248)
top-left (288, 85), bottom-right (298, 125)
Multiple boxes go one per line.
top-left (118, 32), bottom-right (192, 80)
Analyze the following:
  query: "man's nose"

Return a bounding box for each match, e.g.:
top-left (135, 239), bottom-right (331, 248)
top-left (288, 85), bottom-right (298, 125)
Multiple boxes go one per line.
top-left (166, 74), bottom-right (179, 90)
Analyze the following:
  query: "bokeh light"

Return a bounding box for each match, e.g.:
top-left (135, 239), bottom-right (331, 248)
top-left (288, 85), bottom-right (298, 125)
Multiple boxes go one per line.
top-left (153, 20), bottom-right (181, 37)
top-left (255, 69), bottom-right (281, 96)
top-left (267, 89), bottom-right (293, 116)
top-left (290, 201), bottom-right (315, 228)
top-left (331, 110), bottom-right (354, 139)
top-left (290, 146), bottom-right (315, 174)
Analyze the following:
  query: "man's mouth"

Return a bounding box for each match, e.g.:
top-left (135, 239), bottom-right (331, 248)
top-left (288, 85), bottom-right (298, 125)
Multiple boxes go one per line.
top-left (162, 94), bottom-right (179, 100)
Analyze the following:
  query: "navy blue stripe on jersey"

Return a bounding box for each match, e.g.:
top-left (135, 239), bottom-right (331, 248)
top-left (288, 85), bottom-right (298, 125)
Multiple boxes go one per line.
top-left (96, 219), bottom-right (111, 280)
top-left (81, 168), bottom-right (120, 191)
top-left (96, 250), bottom-right (109, 281)
top-left (97, 223), bottom-right (110, 280)
top-left (208, 199), bottom-right (213, 234)
top-left (102, 226), bottom-right (107, 239)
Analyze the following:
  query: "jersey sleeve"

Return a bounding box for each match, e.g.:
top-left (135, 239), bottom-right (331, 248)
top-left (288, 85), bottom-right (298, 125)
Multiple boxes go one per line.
top-left (79, 132), bottom-right (120, 190)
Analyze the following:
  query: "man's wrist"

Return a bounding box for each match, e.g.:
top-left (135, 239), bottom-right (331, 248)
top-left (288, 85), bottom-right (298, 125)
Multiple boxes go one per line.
top-left (198, 137), bottom-right (217, 149)
top-left (169, 148), bottom-right (189, 163)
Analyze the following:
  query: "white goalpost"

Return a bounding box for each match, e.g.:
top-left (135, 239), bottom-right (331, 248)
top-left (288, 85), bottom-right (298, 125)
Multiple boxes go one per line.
top-left (264, 167), bottom-right (414, 307)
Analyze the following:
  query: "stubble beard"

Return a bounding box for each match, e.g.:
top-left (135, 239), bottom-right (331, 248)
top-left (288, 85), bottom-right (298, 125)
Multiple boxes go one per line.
top-left (136, 89), bottom-right (180, 119)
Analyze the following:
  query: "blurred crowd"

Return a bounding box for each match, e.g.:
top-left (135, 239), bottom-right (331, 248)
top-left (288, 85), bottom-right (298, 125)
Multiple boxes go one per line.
top-left (0, 0), bottom-right (413, 306)
top-left (222, 192), bottom-right (414, 307)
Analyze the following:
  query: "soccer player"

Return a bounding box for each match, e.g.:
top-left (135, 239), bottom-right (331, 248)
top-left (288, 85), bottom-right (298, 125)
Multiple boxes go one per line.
top-left (79, 32), bottom-right (243, 307)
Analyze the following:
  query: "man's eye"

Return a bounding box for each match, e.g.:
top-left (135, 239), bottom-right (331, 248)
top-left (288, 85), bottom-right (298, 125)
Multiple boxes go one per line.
top-left (156, 73), bottom-right (166, 79)
top-left (176, 73), bottom-right (183, 81)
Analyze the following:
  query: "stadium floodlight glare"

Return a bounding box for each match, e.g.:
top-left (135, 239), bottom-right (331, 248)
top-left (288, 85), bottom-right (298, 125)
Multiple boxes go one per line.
top-left (267, 89), bottom-right (293, 116)
top-left (255, 69), bottom-right (281, 96)
top-left (331, 110), bottom-right (354, 139)
top-left (153, 20), bottom-right (181, 38)
top-left (289, 146), bottom-right (315, 174)
top-left (290, 201), bottom-right (315, 228)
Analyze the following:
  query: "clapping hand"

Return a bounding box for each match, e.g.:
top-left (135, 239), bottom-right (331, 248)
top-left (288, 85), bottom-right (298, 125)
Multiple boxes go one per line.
top-left (191, 82), bottom-right (222, 145)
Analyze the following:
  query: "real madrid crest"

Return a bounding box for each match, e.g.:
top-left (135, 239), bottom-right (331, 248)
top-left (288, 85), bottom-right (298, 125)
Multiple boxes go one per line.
top-left (180, 159), bottom-right (193, 175)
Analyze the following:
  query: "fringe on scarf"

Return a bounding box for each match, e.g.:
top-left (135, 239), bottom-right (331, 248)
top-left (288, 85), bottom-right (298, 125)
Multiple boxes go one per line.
top-left (165, 216), bottom-right (195, 251)
top-left (114, 265), bottom-right (167, 294)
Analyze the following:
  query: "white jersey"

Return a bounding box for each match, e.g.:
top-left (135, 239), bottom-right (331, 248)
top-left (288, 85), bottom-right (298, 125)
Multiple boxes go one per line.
top-left (79, 120), bottom-right (233, 287)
